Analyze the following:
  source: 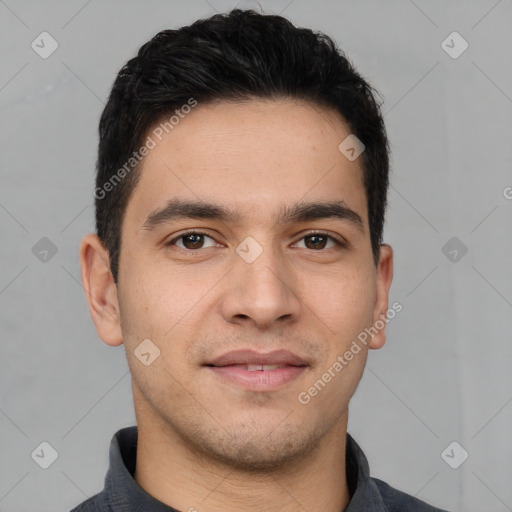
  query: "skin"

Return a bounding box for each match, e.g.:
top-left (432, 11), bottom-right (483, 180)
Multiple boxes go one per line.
top-left (80, 98), bottom-right (393, 512)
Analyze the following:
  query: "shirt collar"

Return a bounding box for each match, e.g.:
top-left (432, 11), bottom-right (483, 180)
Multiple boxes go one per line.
top-left (101, 425), bottom-right (387, 511)
top-left (344, 431), bottom-right (388, 511)
top-left (103, 426), bottom-right (178, 511)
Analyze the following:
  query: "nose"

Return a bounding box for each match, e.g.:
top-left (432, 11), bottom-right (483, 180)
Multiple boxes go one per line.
top-left (220, 243), bottom-right (302, 330)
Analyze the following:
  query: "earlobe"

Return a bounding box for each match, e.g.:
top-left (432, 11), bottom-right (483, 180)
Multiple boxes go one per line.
top-left (79, 233), bottom-right (123, 347)
top-left (369, 243), bottom-right (394, 350)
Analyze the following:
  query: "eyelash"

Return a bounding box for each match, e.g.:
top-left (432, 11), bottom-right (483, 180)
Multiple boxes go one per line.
top-left (166, 230), bottom-right (346, 251)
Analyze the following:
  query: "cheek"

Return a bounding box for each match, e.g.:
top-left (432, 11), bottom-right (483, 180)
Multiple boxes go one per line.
top-left (118, 269), bottom-right (199, 400)
top-left (118, 262), bottom-right (209, 365)
top-left (118, 265), bottom-right (177, 343)
top-left (306, 267), bottom-right (376, 341)
top-left (301, 274), bottom-right (374, 407)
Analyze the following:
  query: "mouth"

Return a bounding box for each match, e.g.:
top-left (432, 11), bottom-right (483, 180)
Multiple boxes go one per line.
top-left (203, 350), bottom-right (309, 391)
top-left (207, 363), bottom-right (293, 371)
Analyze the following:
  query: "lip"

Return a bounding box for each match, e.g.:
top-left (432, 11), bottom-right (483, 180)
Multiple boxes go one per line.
top-left (207, 349), bottom-right (309, 367)
top-left (204, 349), bottom-right (309, 391)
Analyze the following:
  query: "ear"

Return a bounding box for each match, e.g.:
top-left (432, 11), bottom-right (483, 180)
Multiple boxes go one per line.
top-left (369, 243), bottom-right (394, 350)
top-left (79, 233), bottom-right (123, 346)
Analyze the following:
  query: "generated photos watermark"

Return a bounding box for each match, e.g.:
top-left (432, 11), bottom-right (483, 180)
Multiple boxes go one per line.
top-left (298, 301), bottom-right (403, 405)
top-left (94, 97), bottom-right (198, 200)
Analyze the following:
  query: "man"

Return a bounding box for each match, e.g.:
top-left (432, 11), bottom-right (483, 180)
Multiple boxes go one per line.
top-left (73, 8), bottom-right (449, 512)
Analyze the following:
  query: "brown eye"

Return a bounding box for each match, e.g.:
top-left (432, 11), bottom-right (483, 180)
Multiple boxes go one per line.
top-left (168, 232), bottom-right (216, 250)
top-left (296, 233), bottom-right (342, 251)
top-left (304, 234), bottom-right (328, 250)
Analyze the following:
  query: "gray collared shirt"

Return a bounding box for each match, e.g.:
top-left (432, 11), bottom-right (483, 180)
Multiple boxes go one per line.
top-left (70, 426), bottom-right (449, 511)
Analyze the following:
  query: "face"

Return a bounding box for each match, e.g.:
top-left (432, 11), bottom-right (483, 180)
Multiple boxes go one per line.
top-left (81, 98), bottom-right (393, 471)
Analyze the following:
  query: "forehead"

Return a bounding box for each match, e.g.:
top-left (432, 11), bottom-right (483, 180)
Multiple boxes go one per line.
top-left (126, 98), bottom-right (367, 227)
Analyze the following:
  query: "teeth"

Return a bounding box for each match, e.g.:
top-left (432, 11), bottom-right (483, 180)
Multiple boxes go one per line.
top-left (247, 364), bottom-right (281, 371)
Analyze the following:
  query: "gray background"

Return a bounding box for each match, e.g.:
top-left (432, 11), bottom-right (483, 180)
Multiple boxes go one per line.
top-left (1, 0), bottom-right (511, 511)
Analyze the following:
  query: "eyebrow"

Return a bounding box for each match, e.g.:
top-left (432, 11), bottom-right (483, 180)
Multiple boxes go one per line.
top-left (142, 198), bottom-right (364, 232)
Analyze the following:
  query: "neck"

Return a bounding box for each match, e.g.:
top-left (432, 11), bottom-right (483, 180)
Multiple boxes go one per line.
top-left (133, 410), bottom-right (350, 512)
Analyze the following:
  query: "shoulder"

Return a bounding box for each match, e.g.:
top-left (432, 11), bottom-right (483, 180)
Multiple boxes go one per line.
top-left (68, 493), bottom-right (102, 512)
top-left (372, 477), bottom-right (450, 512)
